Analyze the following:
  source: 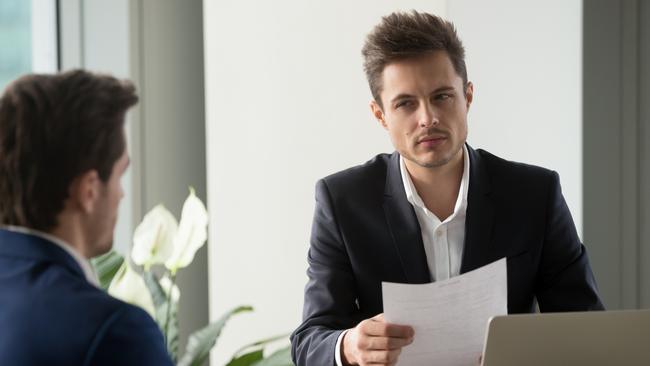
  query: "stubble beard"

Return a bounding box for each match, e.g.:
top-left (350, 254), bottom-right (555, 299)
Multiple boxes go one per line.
top-left (410, 141), bottom-right (464, 169)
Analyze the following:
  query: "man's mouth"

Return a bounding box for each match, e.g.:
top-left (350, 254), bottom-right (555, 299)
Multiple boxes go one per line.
top-left (417, 135), bottom-right (447, 146)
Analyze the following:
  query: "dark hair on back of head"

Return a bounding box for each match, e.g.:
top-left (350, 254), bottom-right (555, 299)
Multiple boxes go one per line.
top-left (0, 69), bottom-right (138, 231)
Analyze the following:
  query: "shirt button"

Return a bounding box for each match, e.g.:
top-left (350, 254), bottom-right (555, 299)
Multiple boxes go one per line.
top-left (436, 230), bottom-right (443, 237)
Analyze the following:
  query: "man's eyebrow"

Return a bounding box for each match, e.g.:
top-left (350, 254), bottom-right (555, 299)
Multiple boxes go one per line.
top-left (390, 93), bottom-right (415, 104)
top-left (432, 86), bottom-right (455, 94)
top-left (390, 86), bottom-right (457, 104)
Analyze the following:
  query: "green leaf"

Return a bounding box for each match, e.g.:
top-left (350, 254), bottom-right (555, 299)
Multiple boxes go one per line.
top-left (252, 346), bottom-right (293, 366)
top-left (159, 301), bottom-right (179, 362)
top-left (177, 305), bottom-right (253, 366)
top-left (232, 333), bottom-right (290, 358)
top-left (143, 271), bottom-right (167, 308)
top-left (91, 250), bottom-right (125, 290)
top-left (226, 349), bottom-right (264, 366)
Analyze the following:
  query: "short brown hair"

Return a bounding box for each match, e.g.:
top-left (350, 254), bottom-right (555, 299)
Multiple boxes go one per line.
top-left (0, 69), bottom-right (138, 231)
top-left (362, 11), bottom-right (467, 107)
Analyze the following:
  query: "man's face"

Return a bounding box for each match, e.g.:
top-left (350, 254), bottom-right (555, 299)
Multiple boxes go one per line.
top-left (87, 148), bottom-right (130, 257)
top-left (372, 51), bottom-right (473, 170)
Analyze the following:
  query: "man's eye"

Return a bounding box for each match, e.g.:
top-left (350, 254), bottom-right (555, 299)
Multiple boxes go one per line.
top-left (435, 93), bottom-right (452, 101)
top-left (396, 100), bottom-right (413, 109)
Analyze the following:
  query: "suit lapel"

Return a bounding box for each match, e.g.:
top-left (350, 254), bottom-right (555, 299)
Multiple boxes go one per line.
top-left (382, 152), bottom-right (431, 284)
top-left (460, 146), bottom-right (496, 273)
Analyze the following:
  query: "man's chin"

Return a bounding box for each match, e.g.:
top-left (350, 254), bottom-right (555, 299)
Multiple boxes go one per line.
top-left (414, 145), bottom-right (463, 168)
top-left (413, 154), bottom-right (454, 169)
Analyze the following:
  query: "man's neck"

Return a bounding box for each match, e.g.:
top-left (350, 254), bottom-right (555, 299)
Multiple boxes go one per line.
top-left (404, 148), bottom-right (464, 221)
top-left (49, 216), bottom-right (89, 258)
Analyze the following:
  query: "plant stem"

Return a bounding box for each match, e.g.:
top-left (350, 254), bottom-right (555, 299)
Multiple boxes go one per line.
top-left (164, 272), bottom-right (176, 350)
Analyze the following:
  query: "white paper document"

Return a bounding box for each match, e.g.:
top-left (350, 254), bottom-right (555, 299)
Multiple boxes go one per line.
top-left (383, 258), bottom-right (507, 366)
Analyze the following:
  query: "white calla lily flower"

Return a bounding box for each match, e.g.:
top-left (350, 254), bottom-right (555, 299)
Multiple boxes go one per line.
top-left (164, 188), bottom-right (208, 274)
top-left (108, 263), bottom-right (156, 317)
top-left (131, 204), bottom-right (178, 270)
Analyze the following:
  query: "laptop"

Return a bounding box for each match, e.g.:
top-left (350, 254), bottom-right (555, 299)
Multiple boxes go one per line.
top-left (481, 309), bottom-right (650, 366)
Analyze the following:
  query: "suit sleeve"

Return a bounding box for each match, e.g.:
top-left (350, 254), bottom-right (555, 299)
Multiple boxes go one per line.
top-left (84, 304), bottom-right (174, 366)
top-left (291, 179), bottom-right (363, 366)
top-left (535, 171), bottom-right (605, 311)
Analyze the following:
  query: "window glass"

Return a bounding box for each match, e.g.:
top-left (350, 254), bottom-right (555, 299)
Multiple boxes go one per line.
top-left (0, 1), bottom-right (32, 90)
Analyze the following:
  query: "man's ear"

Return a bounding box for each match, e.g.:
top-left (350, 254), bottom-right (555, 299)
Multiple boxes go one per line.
top-left (70, 170), bottom-right (101, 214)
top-left (465, 81), bottom-right (474, 110)
top-left (370, 100), bottom-right (388, 130)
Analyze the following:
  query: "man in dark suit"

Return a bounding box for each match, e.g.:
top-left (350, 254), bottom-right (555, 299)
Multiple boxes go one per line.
top-left (0, 70), bottom-right (173, 365)
top-left (291, 11), bottom-right (604, 366)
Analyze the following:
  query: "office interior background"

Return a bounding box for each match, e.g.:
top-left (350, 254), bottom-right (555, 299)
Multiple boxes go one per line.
top-left (1, 0), bottom-right (648, 365)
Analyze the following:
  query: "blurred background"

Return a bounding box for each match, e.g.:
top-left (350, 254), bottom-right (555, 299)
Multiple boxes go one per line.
top-left (1, 1), bottom-right (648, 365)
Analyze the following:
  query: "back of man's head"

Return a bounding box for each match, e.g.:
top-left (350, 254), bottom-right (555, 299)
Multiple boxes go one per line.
top-left (0, 69), bottom-right (138, 232)
top-left (362, 10), bottom-right (467, 108)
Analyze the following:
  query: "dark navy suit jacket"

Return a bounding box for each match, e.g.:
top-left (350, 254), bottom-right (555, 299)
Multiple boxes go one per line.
top-left (0, 229), bottom-right (173, 366)
top-left (291, 145), bottom-right (604, 366)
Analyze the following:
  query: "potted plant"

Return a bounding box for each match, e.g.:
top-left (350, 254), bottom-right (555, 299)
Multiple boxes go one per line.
top-left (92, 188), bottom-right (293, 366)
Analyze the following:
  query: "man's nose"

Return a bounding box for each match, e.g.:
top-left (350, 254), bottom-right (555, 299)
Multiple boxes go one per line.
top-left (418, 105), bottom-right (439, 127)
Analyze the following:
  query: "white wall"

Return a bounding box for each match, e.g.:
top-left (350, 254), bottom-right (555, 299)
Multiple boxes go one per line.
top-left (204, 1), bottom-right (582, 364)
top-left (204, 1), bottom-right (446, 364)
top-left (447, 0), bottom-right (583, 233)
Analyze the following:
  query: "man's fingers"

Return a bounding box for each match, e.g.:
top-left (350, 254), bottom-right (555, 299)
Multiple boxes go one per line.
top-left (347, 314), bottom-right (414, 366)
top-left (383, 323), bottom-right (414, 338)
top-left (362, 318), bottom-right (414, 338)
top-left (362, 335), bottom-right (413, 350)
top-left (358, 348), bottom-right (402, 365)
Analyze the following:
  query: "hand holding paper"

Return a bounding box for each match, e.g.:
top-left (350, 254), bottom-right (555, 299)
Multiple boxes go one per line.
top-left (342, 313), bottom-right (414, 366)
top-left (382, 258), bottom-right (508, 366)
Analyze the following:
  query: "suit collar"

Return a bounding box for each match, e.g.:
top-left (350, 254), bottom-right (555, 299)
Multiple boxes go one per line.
top-left (467, 145), bottom-right (492, 194)
top-left (460, 145), bottom-right (496, 273)
top-left (384, 144), bottom-right (479, 196)
top-left (383, 152), bottom-right (431, 283)
top-left (383, 144), bottom-right (496, 281)
top-left (0, 228), bottom-right (88, 282)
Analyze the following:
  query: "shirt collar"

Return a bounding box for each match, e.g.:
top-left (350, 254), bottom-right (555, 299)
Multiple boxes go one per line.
top-left (2, 225), bottom-right (99, 286)
top-left (400, 144), bottom-right (471, 221)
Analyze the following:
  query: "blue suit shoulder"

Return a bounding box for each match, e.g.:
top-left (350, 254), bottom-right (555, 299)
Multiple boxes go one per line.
top-left (48, 275), bottom-right (173, 366)
top-left (86, 297), bottom-right (173, 366)
top-left (0, 240), bottom-right (173, 366)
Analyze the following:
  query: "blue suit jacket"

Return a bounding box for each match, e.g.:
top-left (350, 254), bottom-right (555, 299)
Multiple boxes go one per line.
top-left (291, 146), bottom-right (604, 366)
top-left (0, 229), bottom-right (173, 366)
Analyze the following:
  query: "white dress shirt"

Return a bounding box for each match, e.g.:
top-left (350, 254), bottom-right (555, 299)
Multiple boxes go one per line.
top-left (3, 225), bottom-right (99, 286)
top-left (335, 145), bottom-right (470, 365)
top-left (399, 144), bottom-right (470, 281)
